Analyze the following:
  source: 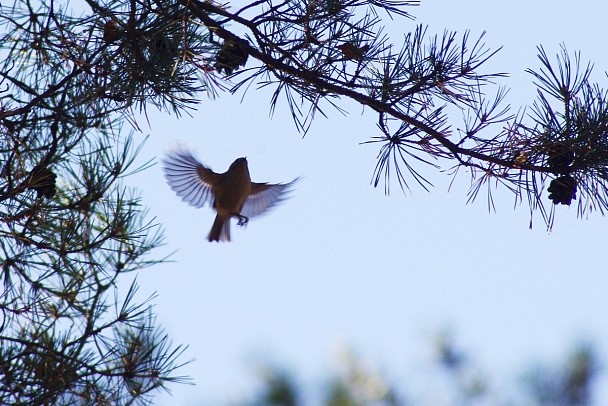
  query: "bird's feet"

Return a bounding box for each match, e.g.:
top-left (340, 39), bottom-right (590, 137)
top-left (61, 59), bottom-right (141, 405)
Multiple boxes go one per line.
top-left (236, 214), bottom-right (249, 227)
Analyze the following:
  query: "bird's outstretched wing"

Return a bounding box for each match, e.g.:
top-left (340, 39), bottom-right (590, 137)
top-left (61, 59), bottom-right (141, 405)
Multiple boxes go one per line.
top-left (162, 149), bottom-right (220, 208)
top-left (241, 178), bottom-right (300, 219)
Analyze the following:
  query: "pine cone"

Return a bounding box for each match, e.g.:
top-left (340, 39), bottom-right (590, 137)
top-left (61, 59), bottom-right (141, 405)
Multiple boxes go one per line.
top-left (153, 36), bottom-right (177, 54)
top-left (337, 42), bottom-right (369, 61)
top-left (103, 20), bottom-right (121, 44)
top-left (547, 175), bottom-right (577, 205)
top-left (546, 142), bottom-right (574, 174)
top-left (324, 0), bottom-right (344, 15)
top-left (28, 165), bottom-right (57, 199)
top-left (215, 40), bottom-right (249, 75)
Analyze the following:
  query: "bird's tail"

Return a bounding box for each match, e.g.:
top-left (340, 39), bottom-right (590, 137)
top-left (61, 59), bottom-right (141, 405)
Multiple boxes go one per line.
top-left (208, 215), bottom-right (231, 242)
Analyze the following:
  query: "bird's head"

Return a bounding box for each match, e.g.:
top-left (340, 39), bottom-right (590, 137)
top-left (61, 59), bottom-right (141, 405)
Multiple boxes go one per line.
top-left (230, 157), bottom-right (248, 169)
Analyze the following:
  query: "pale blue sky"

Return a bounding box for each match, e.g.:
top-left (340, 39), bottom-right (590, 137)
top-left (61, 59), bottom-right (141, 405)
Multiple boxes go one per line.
top-left (125, 1), bottom-right (608, 404)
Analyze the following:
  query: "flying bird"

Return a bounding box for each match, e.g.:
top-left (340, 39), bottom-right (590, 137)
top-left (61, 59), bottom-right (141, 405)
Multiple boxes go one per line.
top-left (163, 148), bottom-right (299, 242)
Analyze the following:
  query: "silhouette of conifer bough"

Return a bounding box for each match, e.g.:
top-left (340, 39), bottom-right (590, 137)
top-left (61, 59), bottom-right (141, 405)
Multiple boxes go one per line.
top-left (0, 1), bottom-right (195, 403)
top-left (176, 0), bottom-right (608, 229)
top-left (1, 0), bottom-right (608, 401)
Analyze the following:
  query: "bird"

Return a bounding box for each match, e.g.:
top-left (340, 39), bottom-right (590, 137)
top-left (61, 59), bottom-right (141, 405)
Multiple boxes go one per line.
top-left (162, 148), bottom-right (299, 242)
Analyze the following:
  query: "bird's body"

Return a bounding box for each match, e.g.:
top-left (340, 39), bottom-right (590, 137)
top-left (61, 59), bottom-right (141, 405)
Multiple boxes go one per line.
top-left (163, 149), bottom-right (298, 242)
top-left (207, 158), bottom-right (251, 241)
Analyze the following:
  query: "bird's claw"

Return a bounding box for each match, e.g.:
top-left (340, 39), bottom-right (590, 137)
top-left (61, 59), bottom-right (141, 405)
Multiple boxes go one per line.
top-left (236, 214), bottom-right (249, 227)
